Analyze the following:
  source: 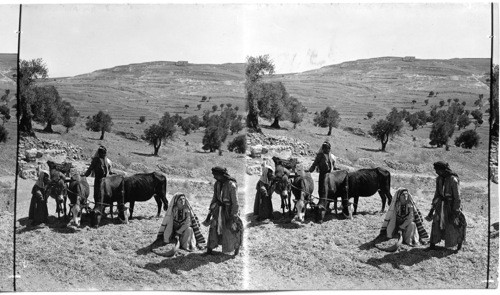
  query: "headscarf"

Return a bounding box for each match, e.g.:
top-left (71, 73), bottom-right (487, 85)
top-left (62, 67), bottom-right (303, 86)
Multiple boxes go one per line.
top-left (211, 166), bottom-right (237, 183)
top-left (35, 170), bottom-right (50, 190)
top-left (318, 141), bottom-right (331, 154)
top-left (157, 193), bottom-right (206, 246)
top-left (90, 146), bottom-right (112, 177)
top-left (433, 161), bottom-right (459, 181)
top-left (381, 188), bottom-right (428, 240)
top-left (93, 145), bottom-right (107, 159)
top-left (260, 163), bottom-right (274, 185)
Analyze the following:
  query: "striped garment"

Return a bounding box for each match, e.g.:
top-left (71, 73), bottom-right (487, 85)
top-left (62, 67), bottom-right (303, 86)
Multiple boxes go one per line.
top-left (188, 204), bottom-right (206, 246)
top-left (157, 193), bottom-right (206, 247)
top-left (414, 208), bottom-right (429, 240)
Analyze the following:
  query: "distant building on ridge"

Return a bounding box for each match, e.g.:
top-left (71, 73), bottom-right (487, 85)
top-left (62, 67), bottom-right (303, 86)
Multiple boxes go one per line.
top-left (176, 61), bottom-right (188, 66)
top-left (402, 56), bottom-right (416, 62)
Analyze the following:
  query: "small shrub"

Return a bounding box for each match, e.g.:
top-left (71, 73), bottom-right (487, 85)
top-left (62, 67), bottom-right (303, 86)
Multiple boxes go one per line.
top-left (0, 125), bottom-right (8, 143)
top-left (227, 135), bottom-right (246, 154)
top-left (454, 130), bottom-right (480, 149)
top-left (367, 111), bottom-right (373, 119)
top-left (139, 116), bottom-right (146, 123)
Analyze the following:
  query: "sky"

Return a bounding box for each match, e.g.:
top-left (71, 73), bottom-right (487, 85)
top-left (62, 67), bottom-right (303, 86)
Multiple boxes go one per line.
top-left (0, 2), bottom-right (496, 77)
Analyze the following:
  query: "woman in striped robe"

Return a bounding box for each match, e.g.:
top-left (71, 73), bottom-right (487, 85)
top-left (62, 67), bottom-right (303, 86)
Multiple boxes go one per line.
top-left (156, 193), bottom-right (206, 251)
top-left (381, 188), bottom-right (428, 246)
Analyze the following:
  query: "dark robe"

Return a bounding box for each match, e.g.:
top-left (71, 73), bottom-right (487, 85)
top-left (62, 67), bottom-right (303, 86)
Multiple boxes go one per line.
top-left (430, 174), bottom-right (466, 247)
top-left (28, 185), bottom-right (48, 225)
top-left (253, 180), bottom-right (274, 220)
top-left (207, 179), bottom-right (242, 253)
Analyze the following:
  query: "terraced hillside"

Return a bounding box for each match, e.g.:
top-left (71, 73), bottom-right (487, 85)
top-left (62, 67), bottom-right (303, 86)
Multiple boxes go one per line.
top-left (38, 62), bottom-right (246, 136)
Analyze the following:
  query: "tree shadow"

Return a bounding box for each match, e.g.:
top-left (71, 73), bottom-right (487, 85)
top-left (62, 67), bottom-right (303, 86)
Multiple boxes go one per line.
top-left (359, 147), bottom-right (384, 152)
top-left (143, 251), bottom-right (233, 275)
top-left (131, 152), bottom-right (157, 157)
top-left (261, 125), bottom-right (289, 131)
top-left (194, 150), bottom-right (211, 154)
top-left (422, 145), bottom-right (439, 149)
top-left (33, 128), bottom-right (62, 135)
top-left (87, 137), bottom-right (103, 141)
top-left (314, 133), bottom-right (331, 137)
top-left (365, 247), bottom-right (455, 269)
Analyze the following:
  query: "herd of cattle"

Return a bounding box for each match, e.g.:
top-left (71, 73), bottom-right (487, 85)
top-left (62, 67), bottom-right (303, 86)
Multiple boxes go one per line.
top-left (45, 168), bottom-right (168, 228)
top-left (42, 156), bottom-right (394, 228)
top-left (270, 156), bottom-right (393, 223)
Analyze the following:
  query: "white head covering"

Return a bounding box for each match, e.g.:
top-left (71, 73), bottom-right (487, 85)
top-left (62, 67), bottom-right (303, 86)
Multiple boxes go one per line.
top-left (157, 193), bottom-right (205, 248)
top-left (260, 159), bottom-right (275, 185)
top-left (35, 170), bottom-right (50, 189)
top-left (381, 188), bottom-right (418, 239)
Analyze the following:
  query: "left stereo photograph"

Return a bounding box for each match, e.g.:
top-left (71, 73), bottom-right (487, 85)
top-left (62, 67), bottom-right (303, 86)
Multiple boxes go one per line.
top-left (0, 4), bottom-right (19, 293)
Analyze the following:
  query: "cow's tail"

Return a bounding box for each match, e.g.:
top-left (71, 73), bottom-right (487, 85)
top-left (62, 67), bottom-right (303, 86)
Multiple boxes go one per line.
top-left (159, 173), bottom-right (168, 210)
top-left (378, 168), bottom-right (392, 205)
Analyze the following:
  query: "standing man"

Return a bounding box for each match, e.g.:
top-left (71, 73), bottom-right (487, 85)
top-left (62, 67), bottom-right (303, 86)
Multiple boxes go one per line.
top-left (203, 167), bottom-right (242, 256)
top-left (84, 145), bottom-right (112, 202)
top-left (426, 161), bottom-right (466, 252)
top-left (309, 141), bottom-right (337, 222)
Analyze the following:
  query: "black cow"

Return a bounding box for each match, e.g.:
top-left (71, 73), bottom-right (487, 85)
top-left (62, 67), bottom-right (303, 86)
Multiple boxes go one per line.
top-left (320, 167), bottom-right (392, 221)
top-left (290, 172), bottom-right (314, 222)
top-left (90, 172), bottom-right (168, 227)
top-left (66, 175), bottom-right (90, 226)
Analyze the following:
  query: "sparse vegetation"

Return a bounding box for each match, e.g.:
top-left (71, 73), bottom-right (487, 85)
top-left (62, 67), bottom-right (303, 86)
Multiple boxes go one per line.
top-left (227, 134), bottom-right (246, 154)
top-left (18, 58), bottom-right (49, 135)
top-left (202, 125), bottom-right (227, 152)
top-left (454, 129), bottom-right (480, 149)
top-left (424, 99), bottom-right (429, 106)
top-left (456, 114), bottom-right (471, 130)
top-left (429, 120), bottom-right (454, 149)
top-left (254, 81), bottom-right (291, 129)
top-left (367, 111), bottom-right (373, 119)
top-left (60, 101), bottom-right (79, 133)
top-left (0, 105), bottom-right (11, 123)
top-left (245, 54), bottom-right (275, 132)
top-left (471, 109), bottom-right (483, 122)
top-left (289, 97), bottom-right (307, 129)
top-left (0, 125), bottom-right (7, 143)
top-left (86, 110), bottom-right (113, 140)
top-left (139, 116), bottom-right (146, 123)
top-left (230, 116), bottom-right (244, 135)
top-left (143, 112), bottom-right (177, 156)
top-left (491, 64), bottom-right (499, 137)
top-left (313, 106), bottom-right (341, 136)
top-left (369, 111), bottom-right (403, 151)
